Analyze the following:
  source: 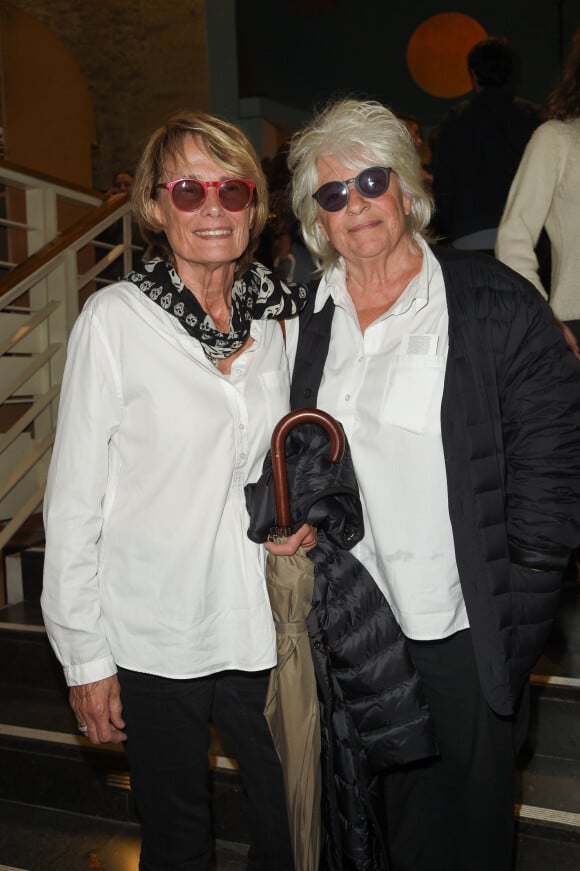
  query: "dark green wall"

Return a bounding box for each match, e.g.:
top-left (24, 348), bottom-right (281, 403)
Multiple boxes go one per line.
top-left (237, 0), bottom-right (580, 127)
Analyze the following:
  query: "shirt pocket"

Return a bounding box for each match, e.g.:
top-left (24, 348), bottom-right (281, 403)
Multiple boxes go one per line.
top-left (257, 368), bottom-right (291, 434)
top-left (381, 354), bottom-right (445, 434)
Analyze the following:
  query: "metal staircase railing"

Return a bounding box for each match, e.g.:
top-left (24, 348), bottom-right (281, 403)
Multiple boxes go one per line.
top-left (0, 160), bottom-right (104, 266)
top-left (0, 164), bottom-right (141, 601)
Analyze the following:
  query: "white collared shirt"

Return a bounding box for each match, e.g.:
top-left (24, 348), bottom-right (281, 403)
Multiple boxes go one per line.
top-left (286, 239), bottom-right (469, 639)
top-left (42, 282), bottom-right (290, 685)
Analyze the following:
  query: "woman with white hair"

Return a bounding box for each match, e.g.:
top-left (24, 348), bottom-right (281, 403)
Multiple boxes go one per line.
top-left (285, 98), bottom-right (580, 871)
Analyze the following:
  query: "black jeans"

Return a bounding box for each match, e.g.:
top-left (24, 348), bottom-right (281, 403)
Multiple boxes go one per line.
top-left (383, 629), bottom-right (516, 871)
top-left (117, 667), bottom-right (294, 871)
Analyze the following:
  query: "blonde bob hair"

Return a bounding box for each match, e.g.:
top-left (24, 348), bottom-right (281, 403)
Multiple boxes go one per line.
top-left (288, 99), bottom-right (434, 272)
top-left (132, 110), bottom-right (268, 275)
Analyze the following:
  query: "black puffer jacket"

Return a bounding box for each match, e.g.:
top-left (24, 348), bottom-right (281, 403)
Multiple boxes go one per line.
top-left (246, 422), bottom-right (437, 870)
top-left (290, 246), bottom-right (580, 716)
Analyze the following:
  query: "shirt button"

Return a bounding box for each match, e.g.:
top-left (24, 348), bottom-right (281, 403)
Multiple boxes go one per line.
top-left (239, 423), bottom-right (245, 431)
top-left (345, 394), bottom-right (351, 401)
top-left (240, 452), bottom-right (247, 460)
top-left (234, 368), bottom-right (242, 376)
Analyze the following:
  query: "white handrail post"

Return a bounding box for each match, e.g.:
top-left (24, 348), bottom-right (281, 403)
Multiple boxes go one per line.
top-left (25, 185), bottom-right (60, 486)
top-left (0, 172), bottom-right (132, 563)
top-left (25, 187), bottom-right (58, 255)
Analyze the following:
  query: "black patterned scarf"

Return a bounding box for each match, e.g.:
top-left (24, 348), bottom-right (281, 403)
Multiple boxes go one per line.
top-left (126, 259), bottom-right (309, 362)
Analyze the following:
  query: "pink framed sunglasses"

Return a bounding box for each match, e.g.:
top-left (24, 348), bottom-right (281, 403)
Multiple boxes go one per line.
top-left (155, 177), bottom-right (256, 212)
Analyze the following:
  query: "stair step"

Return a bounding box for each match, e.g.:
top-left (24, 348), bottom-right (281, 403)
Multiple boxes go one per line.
top-left (0, 679), bottom-right (249, 843)
top-left (0, 799), bottom-right (247, 871)
top-left (0, 554), bottom-right (577, 869)
top-left (517, 803), bottom-right (580, 832)
top-left (514, 825), bottom-right (580, 870)
top-left (518, 754), bottom-right (580, 821)
top-left (0, 623), bottom-right (65, 691)
top-left (0, 720), bottom-right (249, 842)
top-left (532, 674), bottom-right (580, 689)
top-left (0, 599), bottom-right (44, 627)
top-left (0, 728), bottom-right (137, 823)
top-left (527, 682), bottom-right (580, 760)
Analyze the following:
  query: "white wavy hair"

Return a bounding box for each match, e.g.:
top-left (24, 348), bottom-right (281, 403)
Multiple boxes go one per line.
top-left (288, 99), bottom-right (434, 272)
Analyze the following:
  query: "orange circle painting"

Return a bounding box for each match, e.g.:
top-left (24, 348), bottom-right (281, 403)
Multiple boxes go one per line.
top-left (408, 13), bottom-right (488, 98)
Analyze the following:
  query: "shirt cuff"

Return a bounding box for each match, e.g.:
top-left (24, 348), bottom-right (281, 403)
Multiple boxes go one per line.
top-left (63, 655), bottom-right (117, 687)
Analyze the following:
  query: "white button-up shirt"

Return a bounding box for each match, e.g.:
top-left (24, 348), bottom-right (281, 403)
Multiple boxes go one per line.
top-left (286, 239), bottom-right (469, 639)
top-left (42, 282), bottom-right (290, 686)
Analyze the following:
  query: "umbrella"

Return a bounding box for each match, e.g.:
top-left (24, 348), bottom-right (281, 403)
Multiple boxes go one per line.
top-left (247, 414), bottom-right (437, 871)
top-left (263, 408), bottom-right (345, 871)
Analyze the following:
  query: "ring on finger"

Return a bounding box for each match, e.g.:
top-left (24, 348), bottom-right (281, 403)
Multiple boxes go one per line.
top-left (77, 723), bottom-right (88, 733)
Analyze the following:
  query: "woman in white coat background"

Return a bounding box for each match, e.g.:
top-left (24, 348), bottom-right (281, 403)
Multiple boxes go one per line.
top-left (496, 28), bottom-right (580, 359)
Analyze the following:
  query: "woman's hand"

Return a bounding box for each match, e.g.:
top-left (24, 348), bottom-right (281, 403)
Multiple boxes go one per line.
top-left (265, 523), bottom-right (318, 555)
top-left (555, 319), bottom-right (580, 360)
top-left (70, 674), bottom-right (127, 745)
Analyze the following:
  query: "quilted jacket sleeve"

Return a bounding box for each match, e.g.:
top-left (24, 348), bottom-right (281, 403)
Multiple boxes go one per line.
top-left (438, 250), bottom-right (580, 711)
top-left (499, 279), bottom-right (580, 568)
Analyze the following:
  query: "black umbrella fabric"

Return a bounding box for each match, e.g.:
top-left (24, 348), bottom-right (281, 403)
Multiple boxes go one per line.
top-left (246, 412), bottom-right (437, 871)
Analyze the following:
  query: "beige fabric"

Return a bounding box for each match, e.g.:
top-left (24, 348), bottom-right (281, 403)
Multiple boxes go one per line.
top-left (264, 544), bottom-right (321, 871)
top-left (496, 118), bottom-right (580, 321)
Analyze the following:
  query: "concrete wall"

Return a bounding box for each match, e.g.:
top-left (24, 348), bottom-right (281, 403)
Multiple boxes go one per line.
top-left (0, 5), bottom-right (96, 186)
top-left (6, 1), bottom-right (579, 188)
top-left (3, 0), bottom-right (211, 189)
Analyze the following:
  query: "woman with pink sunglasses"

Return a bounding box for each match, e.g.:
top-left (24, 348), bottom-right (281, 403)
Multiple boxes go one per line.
top-left (41, 110), bottom-right (314, 871)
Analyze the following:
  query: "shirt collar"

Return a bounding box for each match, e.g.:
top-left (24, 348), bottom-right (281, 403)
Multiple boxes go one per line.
top-left (314, 236), bottom-right (437, 317)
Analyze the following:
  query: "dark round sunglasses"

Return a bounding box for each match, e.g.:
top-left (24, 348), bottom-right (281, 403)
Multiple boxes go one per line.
top-left (313, 166), bottom-right (392, 213)
top-left (155, 177), bottom-right (256, 213)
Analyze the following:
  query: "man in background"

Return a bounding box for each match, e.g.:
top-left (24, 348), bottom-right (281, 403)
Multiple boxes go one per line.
top-left (432, 36), bottom-right (541, 254)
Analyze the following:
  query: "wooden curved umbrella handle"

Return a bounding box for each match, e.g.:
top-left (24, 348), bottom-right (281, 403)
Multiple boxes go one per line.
top-left (270, 408), bottom-right (345, 534)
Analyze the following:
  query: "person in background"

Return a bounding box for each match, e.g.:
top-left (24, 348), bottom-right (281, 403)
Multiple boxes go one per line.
top-left (41, 109), bottom-right (314, 871)
top-left (100, 169), bottom-right (145, 275)
top-left (395, 111), bottom-right (423, 151)
top-left (285, 97), bottom-right (580, 871)
top-left (395, 111), bottom-right (433, 190)
top-left (104, 169), bottom-right (134, 199)
top-left (256, 142), bottom-right (315, 284)
top-left (432, 36), bottom-right (541, 253)
top-left (496, 28), bottom-right (580, 360)
top-left (271, 223), bottom-right (296, 282)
